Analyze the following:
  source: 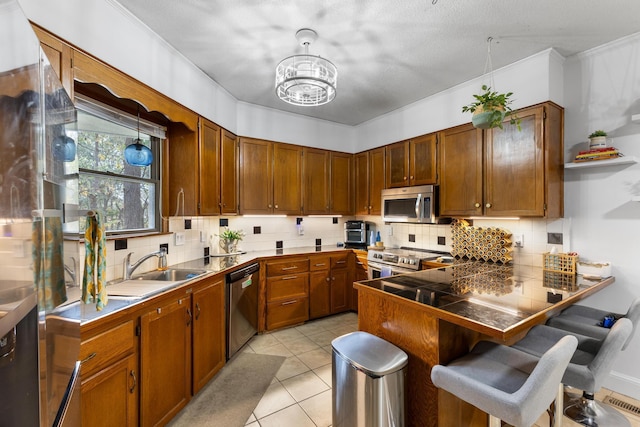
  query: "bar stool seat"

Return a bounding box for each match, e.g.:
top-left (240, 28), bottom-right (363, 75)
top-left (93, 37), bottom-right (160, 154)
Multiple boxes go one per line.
top-left (513, 318), bottom-right (632, 427)
top-left (431, 335), bottom-right (577, 427)
top-left (547, 297), bottom-right (640, 350)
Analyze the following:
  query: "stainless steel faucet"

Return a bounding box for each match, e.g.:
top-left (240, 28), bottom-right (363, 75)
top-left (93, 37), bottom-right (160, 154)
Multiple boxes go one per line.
top-left (123, 248), bottom-right (168, 280)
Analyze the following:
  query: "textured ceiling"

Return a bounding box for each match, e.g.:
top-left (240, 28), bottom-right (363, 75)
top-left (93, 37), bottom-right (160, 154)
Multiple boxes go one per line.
top-left (115, 0), bottom-right (640, 126)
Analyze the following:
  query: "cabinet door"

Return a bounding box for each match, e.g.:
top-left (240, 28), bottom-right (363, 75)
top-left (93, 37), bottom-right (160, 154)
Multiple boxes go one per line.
top-left (168, 125), bottom-right (199, 216)
top-left (32, 25), bottom-right (74, 97)
top-left (303, 148), bottom-right (330, 214)
top-left (81, 354), bottom-right (138, 427)
top-left (309, 270), bottom-right (331, 319)
top-left (485, 106), bottom-right (545, 216)
top-left (240, 138), bottom-right (273, 214)
top-left (386, 141), bottom-right (410, 188)
top-left (199, 118), bottom-right (220, 215)
top-left (439, 124), bottom-right (484, 217)
top-left (192, 278), bottom-right (225, 395)
top-left (354, 152), bottom-right (370, 215)
top-left (330, 268), bottom-right (350, 314)
top-left (410, 133), bottom-right (437, 185)
top-left (140, 297), bottom-right (191, 427)
top-left (368, 147), bottom-right (386, 215)
top-left (330, 152), bottom-right (353, 215)
top-left (220, 130), bottom-right (239, 214)
top-left (274, 143), bottom-right (303, 214)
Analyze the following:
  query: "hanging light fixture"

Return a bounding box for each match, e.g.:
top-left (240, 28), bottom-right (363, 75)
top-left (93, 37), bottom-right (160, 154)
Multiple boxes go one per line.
top-left (275, 28), bottom-right (337, 107)
top-left (124, 107), bottom-right (153, 167)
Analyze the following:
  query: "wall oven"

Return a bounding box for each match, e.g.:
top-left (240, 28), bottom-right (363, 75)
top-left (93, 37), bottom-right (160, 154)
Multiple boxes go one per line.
top-left (381, 185), bottom-right (437, 224)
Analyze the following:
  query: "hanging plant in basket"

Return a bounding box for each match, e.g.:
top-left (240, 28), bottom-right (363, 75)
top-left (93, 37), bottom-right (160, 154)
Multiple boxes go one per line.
top-left (462, 85), bottom-right (521, 131)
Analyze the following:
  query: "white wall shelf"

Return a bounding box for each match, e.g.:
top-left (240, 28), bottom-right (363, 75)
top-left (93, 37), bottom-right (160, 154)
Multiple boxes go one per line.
top-left (564, 156), bottom-right (638, 169)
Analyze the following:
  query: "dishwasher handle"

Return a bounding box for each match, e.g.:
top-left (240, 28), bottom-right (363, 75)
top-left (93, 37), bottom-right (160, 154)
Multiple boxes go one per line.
top-left (227, 262), bottom-right (260, 283)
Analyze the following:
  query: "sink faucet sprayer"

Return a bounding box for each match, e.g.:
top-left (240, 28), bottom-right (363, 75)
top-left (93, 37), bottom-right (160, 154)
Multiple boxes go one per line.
top-left (123, 248), bottom-right (168, 280)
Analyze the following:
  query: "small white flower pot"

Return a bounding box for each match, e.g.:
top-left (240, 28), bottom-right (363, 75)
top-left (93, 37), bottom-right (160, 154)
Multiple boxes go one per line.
top-left (589, 136), bottom-right (607, 149)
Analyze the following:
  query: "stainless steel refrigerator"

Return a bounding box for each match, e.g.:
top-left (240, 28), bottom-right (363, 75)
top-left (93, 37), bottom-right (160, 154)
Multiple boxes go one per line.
top-left (0, 1), bottom-right (80, 425)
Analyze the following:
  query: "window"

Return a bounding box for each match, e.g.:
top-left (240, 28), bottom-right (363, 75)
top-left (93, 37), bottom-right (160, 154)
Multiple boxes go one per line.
top-left (71, 96), bottom-right (164, 234)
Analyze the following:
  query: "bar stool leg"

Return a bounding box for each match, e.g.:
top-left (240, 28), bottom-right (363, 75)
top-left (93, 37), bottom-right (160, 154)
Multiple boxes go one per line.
top-left (564, 391), bottom-right (630, 427)
top-left (488, 415), bottom-right (502, 427)
top-left (547, 382), bottom-right (564, 427)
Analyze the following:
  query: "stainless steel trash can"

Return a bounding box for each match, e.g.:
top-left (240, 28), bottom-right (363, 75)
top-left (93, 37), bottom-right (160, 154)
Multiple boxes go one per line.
top-left (332, 331), bottom-right (408, 427)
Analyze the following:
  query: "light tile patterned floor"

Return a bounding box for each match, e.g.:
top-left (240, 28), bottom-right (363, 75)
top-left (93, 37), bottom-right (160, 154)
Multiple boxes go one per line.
top-left (242, 312), bottom-right (640, 427)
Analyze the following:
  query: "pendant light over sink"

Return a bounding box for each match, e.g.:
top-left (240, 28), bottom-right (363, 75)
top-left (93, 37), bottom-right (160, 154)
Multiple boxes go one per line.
top-left (124, 108), bottom-right (153, 167)
top-left (275, 28), bottom-right (337, 107)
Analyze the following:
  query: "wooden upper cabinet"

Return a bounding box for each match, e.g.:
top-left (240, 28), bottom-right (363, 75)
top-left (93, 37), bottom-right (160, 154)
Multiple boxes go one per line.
top-left (439, 123), bottom-right (484, 217)
top-left (220, 130), bottom-right (239, 214)
top-left (386, 141), bottom-right (410, 187)
top-left (168, 123), bottom-right (199, 216)
top-left (485, 103), bottom-right (564, 218)
top-left (273, 143), bottom-right (303, 215)
top-left (330, 152), bottom-right (354, 215)
top-left (198, 118), bottom-right (220, 216)
top-left (32, 25), bottom-right (74, 97)
top-left (303, 148), bottom-right (331, 214)
top-left (440, 102), bottom-right (564, 218)
top-left (355, 147), bottom-right (385, 215)
top-left (386, 134), bottom-right (437, 188)
top-left (409, 133), bottom-right (438, 186)
top-left (239, 137), bottom-right (273, 215)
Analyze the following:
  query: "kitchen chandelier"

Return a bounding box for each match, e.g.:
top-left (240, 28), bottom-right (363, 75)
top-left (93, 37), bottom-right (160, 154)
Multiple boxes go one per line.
top-left (124, 107), bottom-right (153, 167)
top-left (275, 28), bottom-right (337, 107)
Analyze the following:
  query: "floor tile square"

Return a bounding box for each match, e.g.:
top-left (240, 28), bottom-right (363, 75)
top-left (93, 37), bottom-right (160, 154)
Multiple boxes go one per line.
top-left (295, 320), bottom-right (329, 336)
top-left (253, 382), bottom-right (296, 419)
top-left (282, 336), bottom-right (321, 355)
top-left (248, 333), bottom-right (280, 352)
top-left (271, 327), bottom-right (306, 344)
top-left (313, 363), bottom-right (332, 387)
top-left (300, 389), bottom-right (333, 427)
top-left (281, 371), bottom-right (330, 402)
top-left (306, 330), bottom-right (340, 347)
top-left (276, 355), bottom-right (311, 381)
top-left (257, 404), bottom-right (316, 427)
top-left (252, 342), bottom-right (294, 358)
top-left (297, 347), bottom-right (332, 370)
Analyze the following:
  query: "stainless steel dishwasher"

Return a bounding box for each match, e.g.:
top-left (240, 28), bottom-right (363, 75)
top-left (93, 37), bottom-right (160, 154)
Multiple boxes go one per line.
top-left (226, 262), bottom-right (260, 359)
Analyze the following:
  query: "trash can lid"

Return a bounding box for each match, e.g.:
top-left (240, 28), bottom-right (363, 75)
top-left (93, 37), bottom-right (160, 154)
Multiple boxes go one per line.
top-left (332, 331), bottom-right (408, 377)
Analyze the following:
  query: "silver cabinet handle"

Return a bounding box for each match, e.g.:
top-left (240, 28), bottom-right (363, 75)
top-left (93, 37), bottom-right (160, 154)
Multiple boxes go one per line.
top-left (281, 300), bottom-right (297, 306)
top-left (129, 370), bottom-right (137, 393)
top-left (195, 302), bottom-right (201, 320)
top-left (281, 266), bottom-right (299, 271)
top-left (81, 352), bottom-right (97, 364)
top-left (281, 275), bottom-right (298, 280)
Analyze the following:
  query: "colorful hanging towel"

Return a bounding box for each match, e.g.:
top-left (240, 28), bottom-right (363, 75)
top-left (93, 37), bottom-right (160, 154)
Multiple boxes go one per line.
top-left (32, 217), bottom-right (67, 312)
top-left (82, 211), bottom-right (107, 310)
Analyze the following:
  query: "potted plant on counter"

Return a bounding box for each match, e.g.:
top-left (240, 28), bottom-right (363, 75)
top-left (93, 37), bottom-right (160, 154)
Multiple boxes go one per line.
top-left (217, 227), bottom-right (244, 254)
top-left (462, 85), bottom-right (521, 131)
top-left (588, 130), bottom-right (608, 149)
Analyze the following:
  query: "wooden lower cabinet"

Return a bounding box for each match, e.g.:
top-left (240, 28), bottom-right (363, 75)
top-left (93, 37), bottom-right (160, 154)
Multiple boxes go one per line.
top-left (192, 277), bottom-right (226, 394)
top-left (265, 258), bottom-right (309, 330)
top-left (81, 354), bottom-right (138, 427)
top-left (308, 254), bottom-right (351, 319)
top-left (140, 295), bottom-right (191, 427)
top-left (353, 250), bottom-right (368, 311)
top-left (80, 319), bottom-right (138, 427)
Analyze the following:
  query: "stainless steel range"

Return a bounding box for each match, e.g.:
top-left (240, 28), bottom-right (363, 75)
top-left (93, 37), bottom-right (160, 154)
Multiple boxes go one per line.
top-left (367, 248), bottom-right (445, 279)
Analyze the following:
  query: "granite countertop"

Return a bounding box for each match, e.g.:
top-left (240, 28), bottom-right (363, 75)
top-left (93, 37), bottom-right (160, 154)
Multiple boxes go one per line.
top-left (56, 245), bottom-right (352, 324)
top-left (355, 260), bottom-right (615, 335)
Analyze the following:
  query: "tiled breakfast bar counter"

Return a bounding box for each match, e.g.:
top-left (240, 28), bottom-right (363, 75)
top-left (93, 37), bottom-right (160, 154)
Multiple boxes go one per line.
top-left (353, 262), bottom-right (615, 427)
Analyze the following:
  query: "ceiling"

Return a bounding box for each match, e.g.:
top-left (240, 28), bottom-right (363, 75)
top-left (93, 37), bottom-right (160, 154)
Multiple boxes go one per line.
top-left (115, 0), bottom-right (640, 126)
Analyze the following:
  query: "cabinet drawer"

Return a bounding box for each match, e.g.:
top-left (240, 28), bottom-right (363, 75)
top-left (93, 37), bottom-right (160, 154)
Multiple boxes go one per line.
top-left (267, 274), bottom-right (308, 302)
top-left (80, 320), bottom-right (135, 377)
top-left (309, 256), bottom-right (330, 271)
top-left (266, 258), bottom-right (309, 276)
top-left (331, 254), bottom-right (350, 269)
top-left (267, 297), bottom-right (309, 330)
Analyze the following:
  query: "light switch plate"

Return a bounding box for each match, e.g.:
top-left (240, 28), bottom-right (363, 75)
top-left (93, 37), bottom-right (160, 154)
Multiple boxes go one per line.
top-left (175, 232), bottom-right (185, 246)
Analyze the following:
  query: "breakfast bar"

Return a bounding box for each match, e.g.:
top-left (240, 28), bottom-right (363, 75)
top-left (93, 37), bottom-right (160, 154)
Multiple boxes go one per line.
top-left (354, 262), bottom-right (615, 427)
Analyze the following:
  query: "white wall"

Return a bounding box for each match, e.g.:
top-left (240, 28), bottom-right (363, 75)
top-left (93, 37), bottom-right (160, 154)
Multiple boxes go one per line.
top-left (562, 33), bottom-right (640, 398)
top-left (354, 49), bottom-right (564, 150)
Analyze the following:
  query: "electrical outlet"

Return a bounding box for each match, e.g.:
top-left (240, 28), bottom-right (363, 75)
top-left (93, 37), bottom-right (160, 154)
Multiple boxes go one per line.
top-left (387, 226), bottom-right (393, 236)
top-left (175, 232), bottom-right (185, 246)
top-left (513, 234), bottom-right (524, 248)
top-left (160, 243), bottom-right (169, 254)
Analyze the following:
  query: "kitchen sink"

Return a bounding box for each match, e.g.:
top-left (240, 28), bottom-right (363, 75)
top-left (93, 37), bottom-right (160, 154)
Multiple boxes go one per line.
top-left (0, 286), bottom-right (35, 305)
top-left (132, 268), bottom-right (207, 282)
top-left (52, 296), bottom-right (141, 322)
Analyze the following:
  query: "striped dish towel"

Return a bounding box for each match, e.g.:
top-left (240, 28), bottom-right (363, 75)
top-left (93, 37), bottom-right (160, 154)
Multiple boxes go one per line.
top-left (82, 212), bottom-right (107, 310)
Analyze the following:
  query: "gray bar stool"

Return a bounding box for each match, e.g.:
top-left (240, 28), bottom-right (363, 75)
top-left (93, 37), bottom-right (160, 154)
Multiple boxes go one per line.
top-left (431, 335), bottom-right (578, 427)
top-left (547, 297), bottom-right (640, 350)
top-left (513, 318), bottom-right (632, 427)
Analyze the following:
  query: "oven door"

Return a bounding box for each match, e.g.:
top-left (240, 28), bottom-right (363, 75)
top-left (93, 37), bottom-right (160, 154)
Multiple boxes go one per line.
top-left (367, 261), bottom-right (416, 279)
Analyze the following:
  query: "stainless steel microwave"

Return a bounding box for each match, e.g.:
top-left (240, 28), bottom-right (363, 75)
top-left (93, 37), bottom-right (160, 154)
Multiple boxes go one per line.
top-left (381, 185), bottom-right (438, 223)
